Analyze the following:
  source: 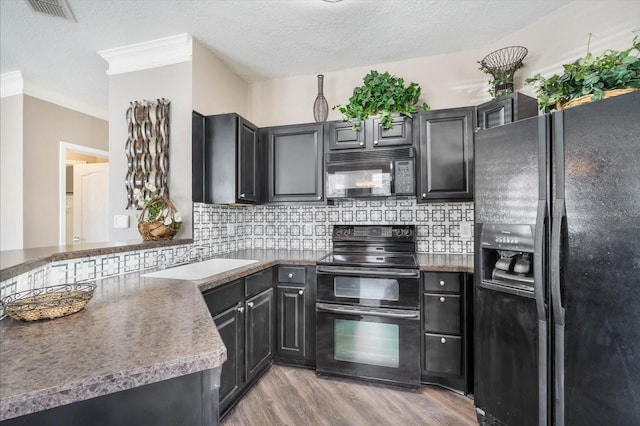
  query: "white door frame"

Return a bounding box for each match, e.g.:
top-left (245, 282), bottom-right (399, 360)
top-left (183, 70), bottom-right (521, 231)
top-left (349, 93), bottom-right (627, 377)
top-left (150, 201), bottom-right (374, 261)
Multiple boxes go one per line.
top-left (59, 142), bottom-right (109, 245)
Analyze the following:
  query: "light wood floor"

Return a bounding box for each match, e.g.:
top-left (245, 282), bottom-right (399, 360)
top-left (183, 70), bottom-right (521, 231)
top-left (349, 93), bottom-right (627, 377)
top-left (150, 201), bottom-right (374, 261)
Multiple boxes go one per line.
top-left (221, 365), bottom-right (477, 426)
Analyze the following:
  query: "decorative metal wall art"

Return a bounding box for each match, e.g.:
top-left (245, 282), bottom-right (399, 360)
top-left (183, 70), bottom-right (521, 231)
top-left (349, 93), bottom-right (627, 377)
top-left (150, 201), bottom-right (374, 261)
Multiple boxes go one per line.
top-left (125, 98), bottom-right (171, 209)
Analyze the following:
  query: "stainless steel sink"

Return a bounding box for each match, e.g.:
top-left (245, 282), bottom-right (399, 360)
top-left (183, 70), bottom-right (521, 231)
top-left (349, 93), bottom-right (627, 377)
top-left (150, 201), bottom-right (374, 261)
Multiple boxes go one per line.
top-left (142, 258), bottom-right (259, 281)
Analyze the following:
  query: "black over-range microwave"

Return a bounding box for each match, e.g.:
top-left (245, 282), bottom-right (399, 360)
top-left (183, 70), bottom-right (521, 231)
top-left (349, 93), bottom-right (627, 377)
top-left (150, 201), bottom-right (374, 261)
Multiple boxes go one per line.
top-left (325, 147), bottom-right (416, 199)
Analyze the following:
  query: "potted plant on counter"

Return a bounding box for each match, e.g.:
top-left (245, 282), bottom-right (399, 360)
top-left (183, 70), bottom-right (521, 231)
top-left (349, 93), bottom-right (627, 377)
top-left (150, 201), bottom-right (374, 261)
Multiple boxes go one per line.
top-left (526, 32), bottom-right (640, 113)
top-left (333, 70), bottom-right (430, 131)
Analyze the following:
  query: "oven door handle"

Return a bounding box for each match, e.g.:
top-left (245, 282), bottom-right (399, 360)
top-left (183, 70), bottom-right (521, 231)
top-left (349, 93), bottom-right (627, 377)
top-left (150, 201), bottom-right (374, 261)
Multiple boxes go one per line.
top-left (316, 303), bottom-right (420, 319)
top-left (316, 266), bottom-right (420, 278)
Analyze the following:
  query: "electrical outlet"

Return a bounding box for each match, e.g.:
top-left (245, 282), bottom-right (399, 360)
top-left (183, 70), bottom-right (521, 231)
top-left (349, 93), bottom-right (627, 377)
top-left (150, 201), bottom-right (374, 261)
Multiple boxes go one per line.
top-left (460, 222), bottom-right (473, 238)
top-left (226, 224), bottom-right (236, 236)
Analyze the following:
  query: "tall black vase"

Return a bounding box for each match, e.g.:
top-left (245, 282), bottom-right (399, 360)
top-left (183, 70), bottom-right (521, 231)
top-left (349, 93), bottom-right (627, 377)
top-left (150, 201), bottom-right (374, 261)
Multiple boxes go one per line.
top-left (313, 74), bottom-right (329, 122)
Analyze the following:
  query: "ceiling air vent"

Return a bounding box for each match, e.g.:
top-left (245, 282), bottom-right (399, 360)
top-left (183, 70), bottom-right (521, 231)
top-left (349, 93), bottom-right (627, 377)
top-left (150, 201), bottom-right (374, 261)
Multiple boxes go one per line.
top-left (24, 0), bottom-right (77, 22)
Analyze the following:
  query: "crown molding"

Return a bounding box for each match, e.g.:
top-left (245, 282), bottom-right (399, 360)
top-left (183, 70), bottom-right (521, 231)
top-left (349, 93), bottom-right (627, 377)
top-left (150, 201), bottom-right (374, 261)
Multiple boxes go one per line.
top-left (0, 71), bottom-right (108, 120)
top-left (98, 33), bottom-right (193, 76)
top-left (1, 71), bottom-right (24, 98)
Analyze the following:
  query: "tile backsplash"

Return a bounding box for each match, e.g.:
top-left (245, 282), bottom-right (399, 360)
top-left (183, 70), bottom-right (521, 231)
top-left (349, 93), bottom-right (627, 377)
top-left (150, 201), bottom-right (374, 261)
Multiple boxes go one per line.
top-left (1, 198), bottom-right (473, 315)
top-left (193, 198), bottom-right (474, 255)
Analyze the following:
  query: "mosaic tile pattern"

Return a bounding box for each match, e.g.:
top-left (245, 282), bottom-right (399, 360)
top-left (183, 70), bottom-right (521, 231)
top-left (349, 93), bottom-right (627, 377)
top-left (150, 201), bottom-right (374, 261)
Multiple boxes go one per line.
top-left (1, 199), bottom-right (474, 313)
top-left (193, 199), bottom-right (474, 254)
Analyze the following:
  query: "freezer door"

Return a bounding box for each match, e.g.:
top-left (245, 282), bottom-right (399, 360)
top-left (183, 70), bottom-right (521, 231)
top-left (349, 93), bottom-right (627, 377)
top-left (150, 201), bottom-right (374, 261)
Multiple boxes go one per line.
top-left (552, 90), bottom-right (640, 425)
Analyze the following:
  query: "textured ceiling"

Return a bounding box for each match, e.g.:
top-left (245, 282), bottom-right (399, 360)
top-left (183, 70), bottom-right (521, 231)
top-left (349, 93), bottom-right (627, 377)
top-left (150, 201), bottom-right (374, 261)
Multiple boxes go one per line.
top-left (1, 0), bottom-right (573, 109)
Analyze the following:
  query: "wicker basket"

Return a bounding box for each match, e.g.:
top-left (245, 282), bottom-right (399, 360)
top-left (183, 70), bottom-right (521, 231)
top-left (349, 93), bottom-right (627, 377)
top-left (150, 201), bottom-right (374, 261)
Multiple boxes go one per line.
top-left (1, 283), bottom-right (96, 321)
top-left (557, 88), bottom-right (636, 110)
top-left (138, 195), bottom-right (181, 241)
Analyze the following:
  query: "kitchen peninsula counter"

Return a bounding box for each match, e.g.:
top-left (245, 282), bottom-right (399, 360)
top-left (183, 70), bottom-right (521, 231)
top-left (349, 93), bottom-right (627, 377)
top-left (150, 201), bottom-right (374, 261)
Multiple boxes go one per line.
top-left (0, 249), bottom-right (472, 422)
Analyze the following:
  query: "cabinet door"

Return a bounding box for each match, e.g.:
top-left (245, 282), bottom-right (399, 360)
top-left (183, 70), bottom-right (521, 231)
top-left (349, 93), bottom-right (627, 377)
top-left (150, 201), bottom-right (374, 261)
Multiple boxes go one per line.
top-left (213, 302), bottom-right (245, 414)
top-left (417, 108), bottom-right (474, 202)
top-left (245, 288), bottom-right (274, 382)
top-left (237, 117), bottom-right (259, 203)
top-left (277, 285), bottom-right (306, 358)
top-left (423, 333), bottom-right (462, 376)
top-left (477, 97), bottom-right (513, 130)
top-left (327, 120), bottom-right (366, 150)
top-left (192, 111), bottom-right (206, 203)
top-left (265, 124), bottom-right (324, 202)
top-left (371, 116), bottom-right (413, 147)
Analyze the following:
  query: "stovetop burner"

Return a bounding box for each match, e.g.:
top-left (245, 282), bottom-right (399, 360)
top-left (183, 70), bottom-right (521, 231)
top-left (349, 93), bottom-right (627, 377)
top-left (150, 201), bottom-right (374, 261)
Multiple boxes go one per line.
top-left (318, 225), bottom-right (417, 269)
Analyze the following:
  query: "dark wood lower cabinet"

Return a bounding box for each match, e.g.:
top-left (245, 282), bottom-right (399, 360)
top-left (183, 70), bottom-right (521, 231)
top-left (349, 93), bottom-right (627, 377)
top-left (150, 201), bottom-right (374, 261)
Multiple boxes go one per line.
top-left (1, 369), bottom-right (221, 426)
top-left (421, 272), bottom-right (473, 395)
top-left (275, 265), bottom-right (316, 368)
top-left (204, 270), bottom-right (275, 420)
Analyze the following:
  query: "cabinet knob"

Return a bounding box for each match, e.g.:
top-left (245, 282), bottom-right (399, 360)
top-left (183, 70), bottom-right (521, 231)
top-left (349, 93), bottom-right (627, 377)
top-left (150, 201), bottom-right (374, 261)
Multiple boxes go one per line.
top-left (298, 290), bottom-right (304, 295)
top-left (374, 140), bottom-right (379, 145)
top-left (288, 273), bottom-right (294, 278)
top-left (422, 193), bottom-right (427, 198)
top-left (359, 142), bottom-right (364, 146)
top-left (440, 297), bottom-right (445, 303)
top-left (240, 193), bottom-right (245, 198)
top-left (317, 196), bottom-right (322, 200)
top-left (439, 280), bottom-right (446, 286)
top-left (441, 337), bottom-right (446, 344)
top-left (238, 306), bottom-right (244, 313)
top-left (247, 302), bottom-right (254, 308)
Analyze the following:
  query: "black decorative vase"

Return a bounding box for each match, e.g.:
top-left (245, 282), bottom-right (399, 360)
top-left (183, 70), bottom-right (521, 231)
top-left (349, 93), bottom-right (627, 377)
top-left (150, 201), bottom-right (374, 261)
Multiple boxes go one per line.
top-left (313, 74), bottom-right (329, 122)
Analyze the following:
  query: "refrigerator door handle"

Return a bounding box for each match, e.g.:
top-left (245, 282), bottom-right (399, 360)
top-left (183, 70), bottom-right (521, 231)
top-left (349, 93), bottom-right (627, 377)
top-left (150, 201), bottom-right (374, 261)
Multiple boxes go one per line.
top-left (550, 201), bottom-right (566, 326)
top-left (533, 200), bottom-right (548, 321)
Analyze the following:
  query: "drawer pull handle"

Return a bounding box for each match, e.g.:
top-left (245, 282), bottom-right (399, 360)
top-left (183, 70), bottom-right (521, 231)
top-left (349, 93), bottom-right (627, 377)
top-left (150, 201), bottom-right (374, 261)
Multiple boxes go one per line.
top-left (288, 273), bottom-right (294, 278)
top-left (440, 280), bottom-right (446, 286)
top-left (298, 290), bottom-right (304, 295)
top-left (441, 337), bottom-right (446, 344)
top-left (440, 297), bottom-right (445, 303)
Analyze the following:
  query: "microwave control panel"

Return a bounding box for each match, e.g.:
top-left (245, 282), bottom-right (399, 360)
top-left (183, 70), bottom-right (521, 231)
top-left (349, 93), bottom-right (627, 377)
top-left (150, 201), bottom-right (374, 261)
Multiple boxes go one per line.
top-left (395, 160), bottom-right (415, 195)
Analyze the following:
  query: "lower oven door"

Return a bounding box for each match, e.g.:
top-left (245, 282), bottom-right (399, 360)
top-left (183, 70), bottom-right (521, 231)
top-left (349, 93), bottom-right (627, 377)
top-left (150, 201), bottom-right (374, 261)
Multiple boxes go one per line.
top-left (315, 302), bottom-right (421, 387)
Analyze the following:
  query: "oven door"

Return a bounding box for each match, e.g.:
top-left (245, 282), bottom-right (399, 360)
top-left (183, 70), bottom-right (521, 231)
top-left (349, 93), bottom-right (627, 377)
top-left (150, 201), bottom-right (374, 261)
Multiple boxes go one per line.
top-left (325, 160), bottom-right (393, 198)
top-left (316, 266), bottom-right (420, 309)
top-left (315, 303), bottom-right (420, 387)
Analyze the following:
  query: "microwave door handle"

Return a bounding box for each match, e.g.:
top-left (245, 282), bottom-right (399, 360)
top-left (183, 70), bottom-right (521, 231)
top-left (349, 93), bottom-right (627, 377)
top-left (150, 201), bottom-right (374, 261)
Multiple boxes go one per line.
top-left (316, 303), bottom-right (419, 319)
top-left (389, 160), bottom-right (395, 194)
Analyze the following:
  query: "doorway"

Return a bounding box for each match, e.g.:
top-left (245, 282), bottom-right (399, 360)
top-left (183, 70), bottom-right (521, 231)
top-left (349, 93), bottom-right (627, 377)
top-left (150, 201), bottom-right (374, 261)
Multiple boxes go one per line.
top-left (59, 142), bottom-right (109, 245)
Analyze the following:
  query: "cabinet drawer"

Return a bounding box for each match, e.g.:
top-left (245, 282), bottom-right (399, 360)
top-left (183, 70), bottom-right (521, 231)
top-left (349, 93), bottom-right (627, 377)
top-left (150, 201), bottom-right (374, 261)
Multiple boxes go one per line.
top-left (203, 280), bottom-right (243, 316)
top-left (423, 294), bottom-right (461, 335)
top-left (278, 266), bottom-right (306, 284)
top-left (245, 268), bottom-right (273, 297)
top-left (423, 272), bottom-right (462, 293)
top-left (423, 333), bottom-right (462, 376)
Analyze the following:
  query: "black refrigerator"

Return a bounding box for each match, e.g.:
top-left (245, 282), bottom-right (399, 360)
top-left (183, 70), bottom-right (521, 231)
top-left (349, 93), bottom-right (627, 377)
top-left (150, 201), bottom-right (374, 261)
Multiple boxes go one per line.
top-left (473, 90), bottom-right (640, 426)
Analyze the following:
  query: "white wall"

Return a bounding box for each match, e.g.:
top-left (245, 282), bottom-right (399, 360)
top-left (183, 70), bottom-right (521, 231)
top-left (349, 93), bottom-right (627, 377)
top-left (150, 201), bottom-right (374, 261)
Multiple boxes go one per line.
top-left (192, 39), bottom-right (250, 117)
top-left (0, 95), bottom-right (24, 251)
top-left (108, 62), bottom-right (194, 242)
top-left (248, 1), bottom-right (640, 127)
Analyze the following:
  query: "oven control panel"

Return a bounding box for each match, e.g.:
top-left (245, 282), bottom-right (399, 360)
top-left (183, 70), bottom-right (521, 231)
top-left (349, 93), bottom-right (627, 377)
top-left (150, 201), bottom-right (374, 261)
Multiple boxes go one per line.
top-left (332, 225), bottom-right (414, 240)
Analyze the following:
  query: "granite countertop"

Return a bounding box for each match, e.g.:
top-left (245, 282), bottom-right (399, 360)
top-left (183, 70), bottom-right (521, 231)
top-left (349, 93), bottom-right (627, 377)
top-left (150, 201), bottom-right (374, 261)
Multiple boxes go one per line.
top-left (0, 248), bottom-right (473, 421)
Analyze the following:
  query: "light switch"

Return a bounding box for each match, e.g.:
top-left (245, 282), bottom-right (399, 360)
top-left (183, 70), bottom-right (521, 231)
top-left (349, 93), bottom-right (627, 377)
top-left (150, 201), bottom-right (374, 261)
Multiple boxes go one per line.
top-left (114, 215), bottom-right (130, 229)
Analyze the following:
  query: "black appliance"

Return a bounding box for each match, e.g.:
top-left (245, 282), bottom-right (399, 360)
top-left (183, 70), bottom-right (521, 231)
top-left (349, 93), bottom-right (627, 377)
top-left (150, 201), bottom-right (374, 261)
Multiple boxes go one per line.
top-left (474, 91), bottom-right (640, 426)
top-left (325, 147), bottom-right (415, 198)
top-left (316, 225), bottom-right (421, 387)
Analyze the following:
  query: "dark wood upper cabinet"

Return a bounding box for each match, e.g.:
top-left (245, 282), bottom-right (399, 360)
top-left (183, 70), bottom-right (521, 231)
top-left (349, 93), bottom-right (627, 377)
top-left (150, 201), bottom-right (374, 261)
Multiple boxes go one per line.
top-left (476, 92), bottom-right (538, 130)
top-left (371, 115), bottom-right (413, 147)
top-left (416, 107), bottom-right (475, 202)
top-left (191, 112), bottom-right (259, 204)
top-left (262, 123), bottom-right (324, 203)
top-left (326, 116), bottom-right (413, 151)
